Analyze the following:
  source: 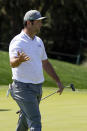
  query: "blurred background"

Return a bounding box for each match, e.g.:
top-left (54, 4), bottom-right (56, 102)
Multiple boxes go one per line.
top-left (0, 0), bottom-right (87, 64)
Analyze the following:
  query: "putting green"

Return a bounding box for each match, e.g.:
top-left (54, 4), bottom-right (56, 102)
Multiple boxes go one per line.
top-left (0, 87), bottom-right (87, 131)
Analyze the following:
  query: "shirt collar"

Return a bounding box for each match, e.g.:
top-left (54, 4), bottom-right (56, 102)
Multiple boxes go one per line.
top-left (21, 30), bottom-right (36, 41)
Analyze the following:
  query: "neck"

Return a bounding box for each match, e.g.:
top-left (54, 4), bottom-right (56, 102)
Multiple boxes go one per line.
top-left (23, 28), bottom-right (35, 39)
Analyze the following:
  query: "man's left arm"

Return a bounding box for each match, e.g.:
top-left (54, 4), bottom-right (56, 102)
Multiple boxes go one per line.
top-left (42, 59), bottom-right (64, 95)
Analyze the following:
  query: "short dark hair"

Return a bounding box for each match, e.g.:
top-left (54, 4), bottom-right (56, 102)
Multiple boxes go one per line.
top-left (23, 21), bottom-right (27, 27)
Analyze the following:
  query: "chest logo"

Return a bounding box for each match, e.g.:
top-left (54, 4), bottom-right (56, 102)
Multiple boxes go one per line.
top-left (38, 45), bottom-right (42, 47)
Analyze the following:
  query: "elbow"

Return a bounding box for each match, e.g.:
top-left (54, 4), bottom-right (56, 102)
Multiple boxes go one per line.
top-left (10, 60), bottom-right (17, 68)
top-left (10, 58), bottom-right (20, 68)
top-left (10, 63), bottom-right (16, 68)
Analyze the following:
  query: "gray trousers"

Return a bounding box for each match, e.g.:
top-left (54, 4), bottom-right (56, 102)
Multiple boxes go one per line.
top-left (10, 80), bottom-right (42, 131)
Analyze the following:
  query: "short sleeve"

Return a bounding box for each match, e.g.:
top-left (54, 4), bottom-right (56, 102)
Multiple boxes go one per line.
top-left (41, 42), bottom-right (48, 60)
top-left (9, 41), bottom-right (22, 58)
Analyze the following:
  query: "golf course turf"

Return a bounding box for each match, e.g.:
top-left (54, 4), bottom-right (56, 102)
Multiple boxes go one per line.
top-left (0, 86), bottom-right (87, 131)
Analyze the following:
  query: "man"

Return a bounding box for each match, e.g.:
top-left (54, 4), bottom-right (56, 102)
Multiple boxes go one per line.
top-left (9, 10), bottom-right (64, 131)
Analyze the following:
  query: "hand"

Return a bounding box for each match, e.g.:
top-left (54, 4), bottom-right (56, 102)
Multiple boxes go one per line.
top-left (17, 51), bottom-right (30, 62)
top-left (57, 82), bottom-right (64, 95)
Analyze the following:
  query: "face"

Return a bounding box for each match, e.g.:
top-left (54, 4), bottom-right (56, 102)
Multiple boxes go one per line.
top-left (28, 20), bottom-right (42, 34)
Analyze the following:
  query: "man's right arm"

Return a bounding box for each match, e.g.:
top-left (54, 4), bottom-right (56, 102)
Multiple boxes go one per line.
top-left (10, 51), bottom-right (30, 68)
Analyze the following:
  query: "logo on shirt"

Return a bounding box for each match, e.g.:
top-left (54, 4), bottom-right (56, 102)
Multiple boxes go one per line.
top-left (38, 45), bottom-right (42, 47)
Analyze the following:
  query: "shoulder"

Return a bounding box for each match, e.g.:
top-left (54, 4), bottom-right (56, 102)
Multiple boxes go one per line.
top-left (35, 36), bottom-right (44, 45)
top-left (10, 33), bottom-right (26, 47)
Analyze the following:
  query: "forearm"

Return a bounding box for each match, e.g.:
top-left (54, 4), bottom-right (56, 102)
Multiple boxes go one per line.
top-left (42, 59), bottom-right (64, 94)
top-left (42, 60), bottom-right (61, 84)
top-left (9, 52), bottom-right (30, 68)
top-left (10, 57), bottom-right (22, 68)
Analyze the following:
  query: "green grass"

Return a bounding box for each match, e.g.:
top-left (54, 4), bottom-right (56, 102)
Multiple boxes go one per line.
top-left (0, 51), bottom-right (87, 130)
top-left (44, 59), bottom-right (87, 89)
top-left (0, 86), bottom-right (87, 131)
top-left (0, 51), bottom-right (12, 85)
top-left (0, 51), bottom-right (87, 89)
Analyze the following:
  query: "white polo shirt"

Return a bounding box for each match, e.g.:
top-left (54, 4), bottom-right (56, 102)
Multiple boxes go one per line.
top-left (9, 31), bottom-right (47, 84)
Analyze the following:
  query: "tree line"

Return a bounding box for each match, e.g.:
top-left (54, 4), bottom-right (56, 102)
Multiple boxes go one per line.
top-left (0, 0), bottom-right (87, 63)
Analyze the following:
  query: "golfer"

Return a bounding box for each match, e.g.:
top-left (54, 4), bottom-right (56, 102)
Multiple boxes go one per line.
top-left (9, 10), bottom-right (64, 131)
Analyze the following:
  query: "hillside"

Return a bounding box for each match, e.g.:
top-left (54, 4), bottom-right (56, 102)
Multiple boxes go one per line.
top-left (0, 51), bottom-right (87, 89)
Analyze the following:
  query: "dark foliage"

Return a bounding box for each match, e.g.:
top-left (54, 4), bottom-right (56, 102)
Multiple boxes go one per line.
top-left (0, 0), bottom-right (87, 63)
